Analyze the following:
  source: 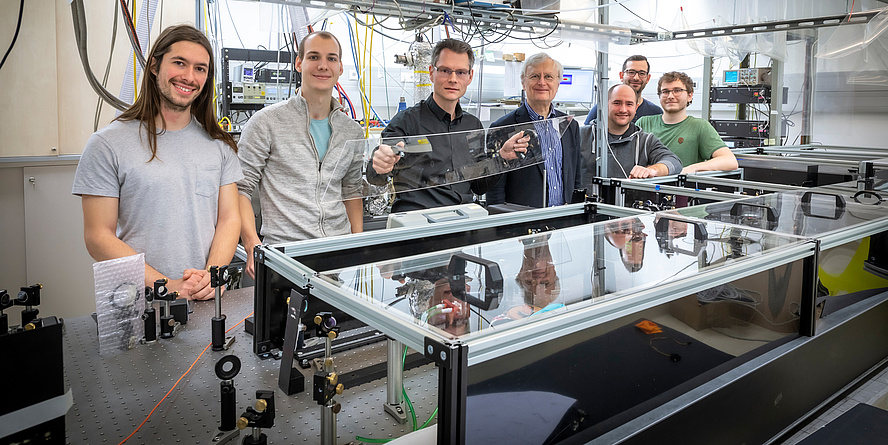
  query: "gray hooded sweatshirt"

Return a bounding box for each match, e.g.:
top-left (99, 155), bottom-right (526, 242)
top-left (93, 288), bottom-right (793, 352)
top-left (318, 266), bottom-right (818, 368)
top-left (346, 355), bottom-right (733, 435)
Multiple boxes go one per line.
top-left (580, 122), bottom-right (682, 186)
top-left (237, 91), bottom-right (364, 243)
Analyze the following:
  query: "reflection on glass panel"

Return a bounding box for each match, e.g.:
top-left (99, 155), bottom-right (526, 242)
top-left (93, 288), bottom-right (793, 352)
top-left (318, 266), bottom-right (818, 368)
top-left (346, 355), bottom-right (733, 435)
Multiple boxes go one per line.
top-left (320, 117), bottom-right (573, 206)
top-left (464, 258), bottom-right (806, 443)
top-left (317, 214), bottom-right (807, 342)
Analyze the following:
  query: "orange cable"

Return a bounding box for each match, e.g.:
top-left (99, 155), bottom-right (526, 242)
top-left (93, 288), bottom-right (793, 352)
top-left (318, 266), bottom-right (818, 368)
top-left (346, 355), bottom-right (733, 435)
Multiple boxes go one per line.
top-left (117, 312), bottom-right (254, 444)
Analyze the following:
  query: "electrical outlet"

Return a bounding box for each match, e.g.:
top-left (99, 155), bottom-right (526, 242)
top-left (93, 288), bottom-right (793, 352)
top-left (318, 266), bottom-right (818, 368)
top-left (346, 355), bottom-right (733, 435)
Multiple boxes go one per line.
top-left (349, 70), bottom-right (359, 81)
top-left (401, 72), bottom-right (414, 83)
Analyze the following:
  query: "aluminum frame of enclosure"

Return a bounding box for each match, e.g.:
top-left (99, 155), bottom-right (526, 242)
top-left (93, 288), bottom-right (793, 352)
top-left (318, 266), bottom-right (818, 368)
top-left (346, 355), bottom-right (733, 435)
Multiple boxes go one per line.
top-left (249, 202), bottom-right (645, 355)
top-left (256, 210), bottom-right (818, 445)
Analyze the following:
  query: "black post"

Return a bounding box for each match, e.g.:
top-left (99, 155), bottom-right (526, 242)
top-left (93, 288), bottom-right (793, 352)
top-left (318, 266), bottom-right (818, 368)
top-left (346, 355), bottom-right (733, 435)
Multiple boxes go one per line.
top-left (426, 338), bottom-right (468, 445)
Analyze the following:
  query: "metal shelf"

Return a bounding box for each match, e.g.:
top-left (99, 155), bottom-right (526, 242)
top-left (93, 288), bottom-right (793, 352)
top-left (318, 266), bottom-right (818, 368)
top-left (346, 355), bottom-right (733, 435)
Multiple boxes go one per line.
top-left (243, 1), bottom-right (881, 44)
top-left (672, 10), bottom-right (880, 40)
top-left (245, 0), bottom-right (660, 43)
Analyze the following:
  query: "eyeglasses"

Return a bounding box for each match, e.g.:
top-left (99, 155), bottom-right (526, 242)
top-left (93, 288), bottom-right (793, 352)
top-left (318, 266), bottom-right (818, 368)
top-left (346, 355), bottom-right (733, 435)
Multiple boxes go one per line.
top-left (624, 69), bottom-right (648, 78)
top-left (526, 73), bottom-right (559, 83)
top-left (659, 88), bottom-right (688, 97)
top-left (433, 66), bottom-right (471, 79)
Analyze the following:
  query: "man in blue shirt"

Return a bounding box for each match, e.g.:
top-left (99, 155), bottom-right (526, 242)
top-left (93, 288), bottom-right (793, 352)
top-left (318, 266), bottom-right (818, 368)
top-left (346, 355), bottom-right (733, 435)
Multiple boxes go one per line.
top-left (584, 55), bottom-right (662, 125)
top-left (487, 52), bottom-right (581, 208)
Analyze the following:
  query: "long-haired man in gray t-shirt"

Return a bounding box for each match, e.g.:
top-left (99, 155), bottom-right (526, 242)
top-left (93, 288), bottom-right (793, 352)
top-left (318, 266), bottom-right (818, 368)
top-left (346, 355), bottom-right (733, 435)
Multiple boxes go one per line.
top-left (73, 25), bottom-right (243, 300)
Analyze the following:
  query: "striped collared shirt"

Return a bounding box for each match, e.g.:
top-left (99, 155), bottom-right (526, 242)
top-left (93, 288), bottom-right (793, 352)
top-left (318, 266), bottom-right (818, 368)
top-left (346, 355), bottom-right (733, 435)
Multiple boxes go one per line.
top-left (526, 102), bottom-right (564, 206)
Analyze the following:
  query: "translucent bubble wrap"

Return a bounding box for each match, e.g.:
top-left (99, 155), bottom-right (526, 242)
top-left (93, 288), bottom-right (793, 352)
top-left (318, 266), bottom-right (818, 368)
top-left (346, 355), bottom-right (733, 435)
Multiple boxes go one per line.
top-left (94, 253), bottom-right (145, 355)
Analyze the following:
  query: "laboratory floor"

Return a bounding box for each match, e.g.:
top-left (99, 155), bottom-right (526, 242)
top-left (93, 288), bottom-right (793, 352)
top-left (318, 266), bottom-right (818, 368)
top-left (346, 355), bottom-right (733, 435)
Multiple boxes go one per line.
top-left (776, 359), bottom-right (888, 445)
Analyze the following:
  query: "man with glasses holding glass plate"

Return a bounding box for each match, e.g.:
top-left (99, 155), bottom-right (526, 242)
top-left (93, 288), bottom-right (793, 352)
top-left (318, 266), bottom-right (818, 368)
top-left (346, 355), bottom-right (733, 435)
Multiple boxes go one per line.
top-left (584, 55), bottom-right (662, 126)
top-left (368, 39), bottom-right (527, 212)
top-left (637, 71), bottom-right (738, 174)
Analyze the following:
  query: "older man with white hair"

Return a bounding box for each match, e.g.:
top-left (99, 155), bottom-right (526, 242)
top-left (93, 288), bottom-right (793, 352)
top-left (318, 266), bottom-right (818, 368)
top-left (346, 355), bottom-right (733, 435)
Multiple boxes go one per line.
top-left (487, 52), bottom-right (582, 208)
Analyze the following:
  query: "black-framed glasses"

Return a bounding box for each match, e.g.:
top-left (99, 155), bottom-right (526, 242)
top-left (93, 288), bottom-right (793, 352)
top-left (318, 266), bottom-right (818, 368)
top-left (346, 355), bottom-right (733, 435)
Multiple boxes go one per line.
top-left (659, 88), bottom-right (687, 96)
top-left (433, 66), bottom-right (471, 79)
top-left (624, 69), bottom-right (648, 78)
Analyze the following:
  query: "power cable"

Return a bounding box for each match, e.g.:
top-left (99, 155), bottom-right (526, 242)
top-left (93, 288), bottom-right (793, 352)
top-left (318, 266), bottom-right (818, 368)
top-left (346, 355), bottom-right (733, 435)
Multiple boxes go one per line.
top-left (95, 0), bottom-right (120, 131)
top-left (0, 0), bottom-right (25, 73)
top-left (223, 0), bottom-right (246, 48)
top-left (71, 0), bottom-right (131, 111)
top-left (119, 0), bottom-right (146, 69)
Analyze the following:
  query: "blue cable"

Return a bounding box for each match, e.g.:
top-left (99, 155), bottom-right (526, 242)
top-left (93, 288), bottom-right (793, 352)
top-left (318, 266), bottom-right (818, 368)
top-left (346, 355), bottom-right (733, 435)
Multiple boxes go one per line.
top-left (344, 15), bottom-right (385, 124)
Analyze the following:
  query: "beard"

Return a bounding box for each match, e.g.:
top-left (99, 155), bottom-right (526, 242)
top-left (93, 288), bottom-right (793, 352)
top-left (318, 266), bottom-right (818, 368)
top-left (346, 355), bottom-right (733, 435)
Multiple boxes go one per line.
top-left (156, 76), bottom-right (199, 113)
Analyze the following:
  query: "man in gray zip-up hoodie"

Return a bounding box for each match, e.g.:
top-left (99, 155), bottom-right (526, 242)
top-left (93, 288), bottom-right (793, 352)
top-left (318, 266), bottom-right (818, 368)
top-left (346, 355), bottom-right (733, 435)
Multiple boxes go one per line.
top-left (580, 84), bottom-right (681, 188)
top-left (237, 31), bottom-right (364, 277)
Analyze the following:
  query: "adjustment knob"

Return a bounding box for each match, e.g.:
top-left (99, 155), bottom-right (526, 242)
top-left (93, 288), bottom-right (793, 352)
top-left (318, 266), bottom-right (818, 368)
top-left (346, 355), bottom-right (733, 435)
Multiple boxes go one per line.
top-left (236, 417), bottom-right (249, 430)
top-left (255, 399), bottom-right (267, 413)
top-left (335, 384), bottom-right (344, 395)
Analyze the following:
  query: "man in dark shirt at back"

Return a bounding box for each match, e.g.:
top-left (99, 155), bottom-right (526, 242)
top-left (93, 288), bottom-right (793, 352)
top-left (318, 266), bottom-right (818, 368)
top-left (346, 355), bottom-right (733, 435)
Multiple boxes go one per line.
top-left (584, 55), bottom-right (662, 126)
top-left (367, 39), bottom-right (526, 212)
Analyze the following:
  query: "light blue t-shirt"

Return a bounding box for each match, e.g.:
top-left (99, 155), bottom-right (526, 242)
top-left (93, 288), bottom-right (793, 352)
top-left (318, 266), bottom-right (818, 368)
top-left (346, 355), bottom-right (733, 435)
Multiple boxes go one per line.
top-left (310, 117), bottom-right (332, 161)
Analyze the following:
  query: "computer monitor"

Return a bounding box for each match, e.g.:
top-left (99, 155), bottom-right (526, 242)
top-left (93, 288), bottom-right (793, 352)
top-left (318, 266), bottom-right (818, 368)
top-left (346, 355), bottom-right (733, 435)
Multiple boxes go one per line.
top-left (724, 70), bottom-right (739, 85)
top-left (554, 68), bottom-right (594, 104)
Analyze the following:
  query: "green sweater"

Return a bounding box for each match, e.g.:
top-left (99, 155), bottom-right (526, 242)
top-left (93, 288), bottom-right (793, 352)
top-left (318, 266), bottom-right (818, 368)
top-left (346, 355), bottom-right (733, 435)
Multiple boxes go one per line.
top-left (636, 115), bottom-right (726, 167)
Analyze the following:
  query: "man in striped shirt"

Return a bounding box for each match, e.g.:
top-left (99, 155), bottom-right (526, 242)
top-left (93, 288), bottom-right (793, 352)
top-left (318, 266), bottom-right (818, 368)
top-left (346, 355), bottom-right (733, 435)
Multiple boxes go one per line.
top-left (487, 53), bottom-right (582, 208)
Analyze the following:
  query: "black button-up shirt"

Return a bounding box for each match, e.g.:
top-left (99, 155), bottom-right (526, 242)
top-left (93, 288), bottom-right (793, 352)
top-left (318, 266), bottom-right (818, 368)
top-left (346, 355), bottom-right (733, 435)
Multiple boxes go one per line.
top-left (368, 94), bottom-right (495, 213)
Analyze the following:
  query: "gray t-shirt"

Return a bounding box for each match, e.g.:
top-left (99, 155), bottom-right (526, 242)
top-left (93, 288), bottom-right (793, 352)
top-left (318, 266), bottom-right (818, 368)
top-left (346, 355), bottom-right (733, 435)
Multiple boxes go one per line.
top-left (72, 119), bottom-right (243, 279)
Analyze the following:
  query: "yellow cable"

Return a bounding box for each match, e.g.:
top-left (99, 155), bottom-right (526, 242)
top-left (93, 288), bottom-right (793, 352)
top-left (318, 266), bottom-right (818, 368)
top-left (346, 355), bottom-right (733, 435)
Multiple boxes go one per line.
top-left (203, 1), bottom-right (218, 112)
top-left (363, 18), bottom-right (370, 136)
top-left (367, 14), bottom-right (374, 138)
top-left (132, 1), bottom-right (139, 100)
top-left (357, 18), bottom-right (368, 134)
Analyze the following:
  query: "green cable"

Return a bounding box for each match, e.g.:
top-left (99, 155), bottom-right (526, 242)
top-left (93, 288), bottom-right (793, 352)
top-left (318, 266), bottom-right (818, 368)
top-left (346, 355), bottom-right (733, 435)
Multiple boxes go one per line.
top-left (403, 385), bottom-right (418, 431)
top-left (354, 436), bottom-right (392, 443)
top-left (402, 346), bottom-right (418, 430)
top-left (420, 407), bottom-right (438, 430)
top-left (354, 346), bottom-right (429, 444)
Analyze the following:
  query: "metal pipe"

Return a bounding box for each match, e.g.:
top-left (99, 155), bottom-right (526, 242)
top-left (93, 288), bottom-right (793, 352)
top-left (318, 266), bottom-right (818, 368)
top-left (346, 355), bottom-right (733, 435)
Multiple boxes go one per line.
top-left (387, 338), bottom-right (404, 405)
top-left (320, 405), bottom-right (336, 445)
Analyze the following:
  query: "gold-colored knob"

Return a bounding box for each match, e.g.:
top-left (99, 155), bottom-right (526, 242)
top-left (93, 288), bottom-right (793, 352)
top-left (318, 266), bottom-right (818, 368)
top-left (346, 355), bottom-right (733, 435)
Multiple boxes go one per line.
top-left (236, 417), bottom-right (249, 430)
top-left (167, 319), bottom-right (175, 326)
top-left (324, 358), bottom-right (334, 368)
top-left (255, 399), bottom-right (267, 412)
top-left (37, 283), bottom-right (43, 289)
top-left (314, 315), bottom-right (323, 325)
top-left (327, 372), bottom-right (338, 386)
top-left (24, 323), bottom-right (36, 331)
top-left (335, 384), bottom-right (344, 395)
top-left (327, 330), bottom-right (337, 340)
top-left (286, 297), bottom-right (290, 305)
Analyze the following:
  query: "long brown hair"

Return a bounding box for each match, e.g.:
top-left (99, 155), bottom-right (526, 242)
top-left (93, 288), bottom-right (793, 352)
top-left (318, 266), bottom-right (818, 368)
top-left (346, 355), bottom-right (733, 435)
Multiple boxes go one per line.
top-left (116, 24), bottom-right (236, 160)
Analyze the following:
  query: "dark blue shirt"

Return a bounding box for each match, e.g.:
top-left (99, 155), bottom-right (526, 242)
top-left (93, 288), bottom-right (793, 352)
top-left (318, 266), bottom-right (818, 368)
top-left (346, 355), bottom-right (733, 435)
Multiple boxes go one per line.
top-left (583, 98), bottom-right (663, 126)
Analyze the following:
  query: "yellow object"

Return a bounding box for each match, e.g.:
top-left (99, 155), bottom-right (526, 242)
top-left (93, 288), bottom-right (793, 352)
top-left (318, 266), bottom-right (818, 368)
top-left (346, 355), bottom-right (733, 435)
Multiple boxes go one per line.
top-left (634, 319), bottom-right (663, 334)
top-left (819, 237), bottom-right (888, 295)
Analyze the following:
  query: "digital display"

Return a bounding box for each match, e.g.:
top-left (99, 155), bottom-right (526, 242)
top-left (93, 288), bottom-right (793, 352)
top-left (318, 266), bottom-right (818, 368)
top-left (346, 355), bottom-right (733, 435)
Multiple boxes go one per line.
top-left (724, 70), bottom-right (739, 84)
top-left (243, 68), bottom-right (253, 76)
top-left (554, 69), bottom-right (594, 104)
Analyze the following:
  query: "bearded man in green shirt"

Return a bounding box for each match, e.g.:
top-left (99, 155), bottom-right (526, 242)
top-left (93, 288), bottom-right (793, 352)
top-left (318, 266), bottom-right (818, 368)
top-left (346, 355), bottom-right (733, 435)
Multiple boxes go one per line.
top-left (637, 71), bottom-right (738, 174)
